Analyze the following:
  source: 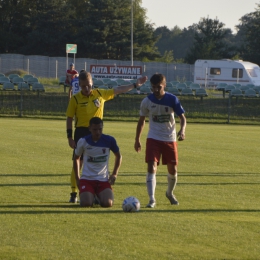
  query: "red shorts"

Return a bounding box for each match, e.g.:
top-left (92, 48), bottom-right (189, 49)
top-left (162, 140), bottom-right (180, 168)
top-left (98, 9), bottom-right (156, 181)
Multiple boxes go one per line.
top-left (146, 138), bottom-right (178, 165)
top-left (79, 179), bottom-right (112, 195)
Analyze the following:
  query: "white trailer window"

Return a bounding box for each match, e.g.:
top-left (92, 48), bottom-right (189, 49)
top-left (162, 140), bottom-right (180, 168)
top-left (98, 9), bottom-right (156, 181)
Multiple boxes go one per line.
top-left (247, 69), bottom-right (257, 77)
top-left (253, 67), bottom-right (260, 76)
top-left (210, 68), bottom-right (221, 75)
top-left (232, 69), bottom-right (243, 78)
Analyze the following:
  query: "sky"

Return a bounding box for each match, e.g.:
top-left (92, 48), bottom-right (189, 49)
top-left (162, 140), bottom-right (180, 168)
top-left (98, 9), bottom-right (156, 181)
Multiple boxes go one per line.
top-left (141, 0), bottom-right (259, 32)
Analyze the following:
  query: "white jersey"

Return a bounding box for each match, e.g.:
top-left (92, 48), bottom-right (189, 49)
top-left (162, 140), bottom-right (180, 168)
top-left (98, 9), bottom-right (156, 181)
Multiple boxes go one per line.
top-left (75, 134), bottom-right (119, 181)
top-left (140, 92), bottom-right (185, 142)
top-left (71, 77), bottom-right (80, 95)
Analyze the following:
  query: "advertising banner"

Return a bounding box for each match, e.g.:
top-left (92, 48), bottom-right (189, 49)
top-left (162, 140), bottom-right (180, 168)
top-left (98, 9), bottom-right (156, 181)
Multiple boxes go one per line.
top-left (90, 65), bottom-right (143, 79)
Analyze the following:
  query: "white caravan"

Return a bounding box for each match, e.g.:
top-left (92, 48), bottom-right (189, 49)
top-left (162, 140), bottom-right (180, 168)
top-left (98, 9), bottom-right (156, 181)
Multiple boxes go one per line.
top-left (194, 59), bottom-right (260, 87)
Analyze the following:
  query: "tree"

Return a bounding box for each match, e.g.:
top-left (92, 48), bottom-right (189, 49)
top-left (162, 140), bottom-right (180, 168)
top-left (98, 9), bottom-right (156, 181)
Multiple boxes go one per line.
top-left (171, 25), bottom-right (197, 60)
top-left (155, 50), bottom-right (174, 63)
top-left (19, 0), bottom-right (74, 56)
top-left (74, 0), bottom-right (159, 60)
top-left (154, 25), bottom-right (198, 61)
top-left (74, 0), bottom-right (127, 59)
top-left (133, 16), bottom-right (161, 61)
top-left (0, 0), bottom-right (160, 61)
top-left (238, 4), bottom-right (260, 65)
top-left (185, 18), bottom-right (237, 64)
top-left (154, 26), bottom-right (173, 55)
top-left (0, 0), bottom-right (31, 53)
top-left (233, 14), bottom-right (253, 49)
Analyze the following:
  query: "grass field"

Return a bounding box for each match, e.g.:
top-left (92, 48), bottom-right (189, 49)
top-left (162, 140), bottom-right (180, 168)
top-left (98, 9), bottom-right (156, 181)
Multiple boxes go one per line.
top-left (0, 118), bottom-right (259, 260)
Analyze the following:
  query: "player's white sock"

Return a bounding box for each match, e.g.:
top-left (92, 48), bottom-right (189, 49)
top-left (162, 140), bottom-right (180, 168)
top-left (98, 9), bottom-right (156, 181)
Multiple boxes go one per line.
top-left (167, 173), bottom-right (177, 195)
top-left (146, 173), bottom-right (156, 201)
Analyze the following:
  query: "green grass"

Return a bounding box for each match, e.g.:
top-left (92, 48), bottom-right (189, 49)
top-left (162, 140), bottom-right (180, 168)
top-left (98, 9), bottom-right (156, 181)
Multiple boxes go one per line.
top-left (0, 118), bottom-right (259, 259)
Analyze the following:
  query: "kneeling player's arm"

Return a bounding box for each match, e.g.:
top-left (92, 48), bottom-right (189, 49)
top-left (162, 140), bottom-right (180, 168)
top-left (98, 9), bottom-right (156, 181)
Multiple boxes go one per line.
top-left (109, 152), bottom-right (122, 185)
top-left (112, 151), bottom-right (122, 176)
top-left (73, 155), bottom-right (81, 182)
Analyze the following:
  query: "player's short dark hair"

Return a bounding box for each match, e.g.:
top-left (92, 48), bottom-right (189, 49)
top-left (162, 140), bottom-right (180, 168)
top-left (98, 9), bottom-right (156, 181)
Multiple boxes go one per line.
top-left (89, 117), bottom-right (103, 126)
top-left (150, 73), bottom-right (166, 85)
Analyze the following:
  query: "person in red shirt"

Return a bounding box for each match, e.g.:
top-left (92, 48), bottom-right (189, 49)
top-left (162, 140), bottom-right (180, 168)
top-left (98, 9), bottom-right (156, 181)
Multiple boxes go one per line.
top-left (66, 63), bottom-right (79, 85)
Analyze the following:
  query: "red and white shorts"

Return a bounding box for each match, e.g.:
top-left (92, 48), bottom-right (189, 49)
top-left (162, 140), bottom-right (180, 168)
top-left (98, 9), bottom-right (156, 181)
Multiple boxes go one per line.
top-left (79, 179), bottom-right (112, 195)
top-left (146, 138), bottom-right (178, 165)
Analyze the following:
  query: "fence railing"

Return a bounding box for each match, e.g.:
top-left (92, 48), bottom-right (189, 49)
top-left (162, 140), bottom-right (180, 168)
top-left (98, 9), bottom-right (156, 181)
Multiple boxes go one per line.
top-left (0, 90), bottom-right (259, 124)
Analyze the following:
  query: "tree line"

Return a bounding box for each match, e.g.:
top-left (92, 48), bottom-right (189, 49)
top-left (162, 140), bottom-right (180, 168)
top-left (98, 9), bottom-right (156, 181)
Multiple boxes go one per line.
top-left (1, 0), bottom-right (260, 65)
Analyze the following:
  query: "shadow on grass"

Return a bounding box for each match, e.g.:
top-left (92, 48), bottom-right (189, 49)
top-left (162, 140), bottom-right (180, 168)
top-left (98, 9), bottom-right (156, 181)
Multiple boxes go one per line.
top-left (0, 181), bottom-right (259, 187)
top-left (179, 172), bottom-right (260, 176)
top-left (179, 182), bottom-right (260, 185)
top-left (0, 174), bottom-right (68, 177)
top-left (0, 183), bottom-right (69, 187)
top-left (120, 172), bottom-right (260, 177)
top-left (0, 206), bottom-right (259, 214)
top-left (1, 172), bottom-right (258, 178)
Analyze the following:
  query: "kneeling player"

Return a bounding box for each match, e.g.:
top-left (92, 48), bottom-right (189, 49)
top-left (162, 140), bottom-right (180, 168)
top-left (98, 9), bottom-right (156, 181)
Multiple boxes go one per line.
top-left (73, 117), bottom-right (122, 207)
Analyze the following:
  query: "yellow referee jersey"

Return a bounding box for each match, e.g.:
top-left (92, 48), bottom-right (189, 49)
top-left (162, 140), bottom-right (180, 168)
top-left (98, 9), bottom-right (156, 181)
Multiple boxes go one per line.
top-left (66, 88), bottom-right (114, 127)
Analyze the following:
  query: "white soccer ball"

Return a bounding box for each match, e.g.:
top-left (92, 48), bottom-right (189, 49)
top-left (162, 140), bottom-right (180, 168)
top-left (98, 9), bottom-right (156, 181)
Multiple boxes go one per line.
top-left (122, 196), bottom-right (140, 212)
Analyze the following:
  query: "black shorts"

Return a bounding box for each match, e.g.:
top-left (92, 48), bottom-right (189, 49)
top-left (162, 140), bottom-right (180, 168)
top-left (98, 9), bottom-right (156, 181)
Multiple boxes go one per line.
top-left (72, 127), bottom-right (91, 160)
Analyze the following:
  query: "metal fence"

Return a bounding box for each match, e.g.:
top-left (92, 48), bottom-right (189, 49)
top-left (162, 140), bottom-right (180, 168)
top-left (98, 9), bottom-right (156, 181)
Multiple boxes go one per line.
top-left (0, 53), bottom-right (194, 82)
top-left (1, 53), bottom-right (259, 124)
top-left (0, 90), bottom-right (259, 124)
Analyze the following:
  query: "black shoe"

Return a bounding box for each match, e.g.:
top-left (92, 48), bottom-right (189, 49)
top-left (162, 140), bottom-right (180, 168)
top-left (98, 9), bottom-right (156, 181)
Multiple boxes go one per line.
top-left (165, 191), bottom-right (179, 205)
top-left (69, 192), bottom-right (77, 203)
top-left (146, 200), bottom-right (156, 208)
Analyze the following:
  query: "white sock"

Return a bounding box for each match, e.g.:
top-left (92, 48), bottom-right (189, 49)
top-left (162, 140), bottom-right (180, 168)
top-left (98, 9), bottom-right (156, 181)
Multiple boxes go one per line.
top-left (146, 173), bottom-right (156, 201)
top-left (167, 173), bottom-right (177, 196)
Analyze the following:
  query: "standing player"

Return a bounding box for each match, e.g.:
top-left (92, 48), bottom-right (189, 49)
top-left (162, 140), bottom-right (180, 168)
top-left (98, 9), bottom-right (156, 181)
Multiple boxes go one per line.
top-left (66, 70), bottom-right (148, 203)
top-left (68, 69), bottom-right (85, 99)
top-left (74, 117), bottom-right (122, 207)
top-left (134, 73), bottom-right (186, 208)
top-left (68, 76), bottom-right (80, 99)
top-left (65, 63), bottom-right (79, 86)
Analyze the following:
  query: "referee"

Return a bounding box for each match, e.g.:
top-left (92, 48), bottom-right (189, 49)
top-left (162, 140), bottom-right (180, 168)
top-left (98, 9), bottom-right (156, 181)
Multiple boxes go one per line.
top-left (66, 70), bottom-right (147, 203)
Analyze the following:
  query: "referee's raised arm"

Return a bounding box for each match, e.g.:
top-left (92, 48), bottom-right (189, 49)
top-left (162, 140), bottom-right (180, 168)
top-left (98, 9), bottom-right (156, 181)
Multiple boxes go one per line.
top-left (113, 76), bottom-right (148, 95)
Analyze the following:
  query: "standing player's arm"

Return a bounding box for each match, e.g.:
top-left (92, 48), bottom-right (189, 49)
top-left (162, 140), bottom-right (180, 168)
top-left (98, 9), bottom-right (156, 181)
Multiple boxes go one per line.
top-left (68, 85), bottom-right (72, 99)
top-left (113, 76), bottom-right (148, 95)
top-left (73, 154), bottom-right (81, 189)
top-left (66, 117), bottom-right (76, 148)
top-left (177, 113), bottom-right (186, 141)
top-left (134, 116), bottom-right (146, 152)
top-left (109, 151), bottom-right (122, 185)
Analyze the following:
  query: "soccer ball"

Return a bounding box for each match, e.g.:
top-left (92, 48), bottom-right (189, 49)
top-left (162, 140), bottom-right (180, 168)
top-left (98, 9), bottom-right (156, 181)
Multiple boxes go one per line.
top-left (122, 196), bottom-right (140, 212)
